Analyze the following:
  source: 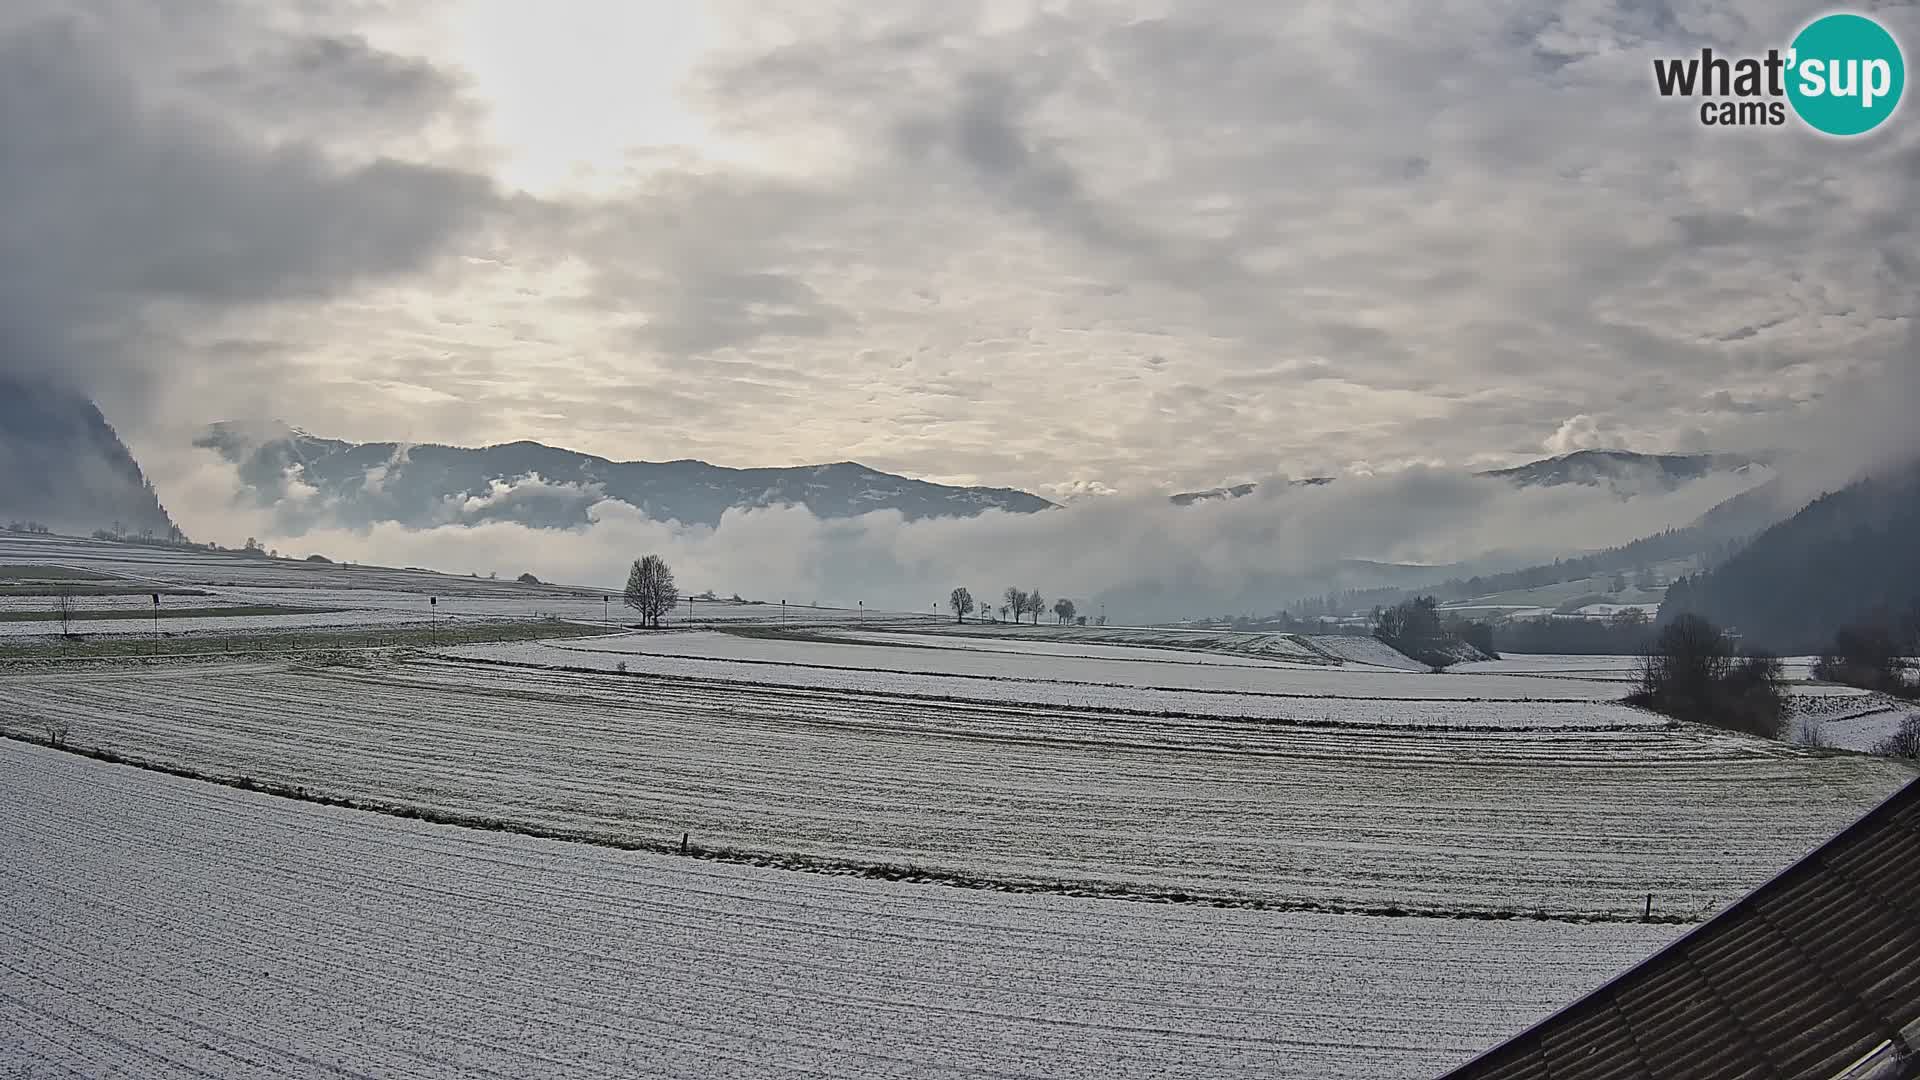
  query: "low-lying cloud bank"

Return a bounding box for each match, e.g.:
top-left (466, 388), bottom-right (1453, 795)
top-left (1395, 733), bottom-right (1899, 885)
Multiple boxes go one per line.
top-left (143, 443), bottom-right (1767, 621)
top-left (132, 347), bottom-right (1918, 622)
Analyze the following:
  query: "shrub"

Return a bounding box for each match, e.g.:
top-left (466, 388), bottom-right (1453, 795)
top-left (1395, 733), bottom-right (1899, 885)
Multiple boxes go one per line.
top-left (1873, 715), bottom-right (1920, 759)
top-left (1628, 614), bottom-right (1786, 739)
top-left (1813, 621), bottom-right (1917, 699)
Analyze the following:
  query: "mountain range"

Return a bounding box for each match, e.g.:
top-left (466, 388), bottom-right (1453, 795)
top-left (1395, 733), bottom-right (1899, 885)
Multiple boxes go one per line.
top-left (199, 427), bottom-right (1773, 535)
top-left (1168, 450), bottom-right (1761, 505)
top-left (196, 422), bottom-right (1057, 530)
top-left (0, 376), bottom-right (177, 538)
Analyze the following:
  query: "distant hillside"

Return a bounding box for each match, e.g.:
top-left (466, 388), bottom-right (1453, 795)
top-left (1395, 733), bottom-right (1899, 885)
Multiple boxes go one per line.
top-left (1169, 478), bottom-right (1332, 505)
top-left (1661, 461), bottom-right (1920, 654)
top-left (1283, 470), bottom-right (1798, 622)
top-left (197, 423), bottom-right (1057, 530)
top-left (1474, 449), bottom-right (1758, 489)
top-left (0, 376), bottom-right (178, 538)
top-left (1169, 450), bottom-right (1757, 506)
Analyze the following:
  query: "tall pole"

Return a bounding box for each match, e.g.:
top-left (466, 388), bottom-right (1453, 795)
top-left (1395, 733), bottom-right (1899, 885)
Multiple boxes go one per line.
top-left (151, 592), bottom-right (159, 652)
top-left (430, 596), bottom-right (437, 644)
top-left (603, 596), bottom-right (609, 627)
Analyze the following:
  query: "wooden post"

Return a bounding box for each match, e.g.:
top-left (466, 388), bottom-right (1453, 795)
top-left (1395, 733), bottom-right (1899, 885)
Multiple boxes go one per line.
top-left (680, 832), bottom-right (689, 856)
top-left (1644, 893), bottom-right (1653, 921)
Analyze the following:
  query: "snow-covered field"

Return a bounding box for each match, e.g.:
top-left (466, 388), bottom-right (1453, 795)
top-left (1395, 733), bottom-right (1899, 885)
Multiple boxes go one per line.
top-left (0, 593), bottom-right (231, 614)
top-left (1453, 654), bottom-right (1645, 678)
top-left (815, 628), bottom-right (1327, 668)
top-left (1301, 634), bottom-right (1432, 670)
top-left (515, 631), bottom-right (1630, 700)
top-left (0, 534), bottom-right (929, 640)
top-left (2, 656), bottom-right (1906, 917)
top-left (1786, 690), bottom-right (1918, 751)
top-left (0, 606), bottom-right (433, 639)
top-left (5, 535), bottom-right (1917, 1076)
top-left (0, 740), bottom-right (1686, 1080)
top-left (447, 639), bottom-right (1661, 726)
top-left (905, 622), bottom-right (1329, 660)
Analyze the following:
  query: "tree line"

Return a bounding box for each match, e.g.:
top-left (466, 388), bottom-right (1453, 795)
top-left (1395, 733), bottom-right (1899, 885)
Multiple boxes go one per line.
top-left (1370, 596), bottom-right (1496, 669)
top-left (948, 587), bottom-right (1087, 626)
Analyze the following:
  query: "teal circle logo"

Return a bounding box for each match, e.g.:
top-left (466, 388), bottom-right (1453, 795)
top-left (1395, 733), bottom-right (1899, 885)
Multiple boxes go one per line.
top-left (1787, 13), bottom-right (1905, 135)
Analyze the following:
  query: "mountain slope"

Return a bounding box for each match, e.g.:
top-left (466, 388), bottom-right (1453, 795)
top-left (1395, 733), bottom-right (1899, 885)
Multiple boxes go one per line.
top-left (0, 376), bottom-right (178, 537)
top-left (198, 424), bottom-right (1057, 529)
top-left (1474, 449), bottom-right (1757, 489)
top-left (1169, 450), bottom-right (1757, 506)
top-left (1660, 460), bottom-right (1920, 654)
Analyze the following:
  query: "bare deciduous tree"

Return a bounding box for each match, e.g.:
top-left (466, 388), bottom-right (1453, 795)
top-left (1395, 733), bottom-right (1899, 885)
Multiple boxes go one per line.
top-left (624, 554), bottom-right (679, 629)
top-left (54, 589), bottom-right (74, 636)
top-left (949, 587), bottom-right (975, 623)
top-left (42, 718), bottom-right (71, 748)
top-left (1874, 715), bottom-right (1920, 759)
top-left (1024, 588), bottom-right (1044, 625)
top-left (1630, 614), bottom-right (1787, 738)
top-left (1003, 588), bottom-right (1026, 625)
top-left (1053, 598), bottom-right (1076, 625)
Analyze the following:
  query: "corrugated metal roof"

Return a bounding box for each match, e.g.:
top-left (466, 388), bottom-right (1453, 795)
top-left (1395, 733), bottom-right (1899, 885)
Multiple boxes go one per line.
top-left (1438, 777), bottom-right (1920, 1080)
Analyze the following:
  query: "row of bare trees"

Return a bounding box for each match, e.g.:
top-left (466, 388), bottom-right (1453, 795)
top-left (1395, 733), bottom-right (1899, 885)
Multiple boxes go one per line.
top-left (947, 587), bottom-right (1082, 625)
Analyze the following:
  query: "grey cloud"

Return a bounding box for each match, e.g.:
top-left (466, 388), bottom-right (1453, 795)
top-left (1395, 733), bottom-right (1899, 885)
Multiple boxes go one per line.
top-left (0, 5), bottom-right (496, 409)
top-left (633, 272), bottom-right (845, 355)
top-left (13, 0), bottom-right (1918, 507)
top-left (185, 31), bottom-right (471, 139)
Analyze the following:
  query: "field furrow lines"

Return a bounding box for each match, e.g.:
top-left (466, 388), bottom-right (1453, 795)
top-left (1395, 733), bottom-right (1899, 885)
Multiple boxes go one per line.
top-left (2, 741), bottom-right (1683, 1080)
top-left (1, 658), bottom-right (1907, 916)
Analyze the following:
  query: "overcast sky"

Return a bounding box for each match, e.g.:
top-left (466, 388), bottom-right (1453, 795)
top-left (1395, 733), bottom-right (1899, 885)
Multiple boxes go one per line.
top-left (4, 0), bottom-right (1916, 498)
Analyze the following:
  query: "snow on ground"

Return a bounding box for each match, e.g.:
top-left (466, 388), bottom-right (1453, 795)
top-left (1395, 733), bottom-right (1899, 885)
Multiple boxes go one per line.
top-left (1302, 635), bottom-right (1431, 670)
top-left (0, 740), bottom-right (1683, 1080)
top-left (1787, 690), bottom-right (1918, 751)
top-left (909, 623), bottom-right (1325, 661)
top-left (0, 593), bottom-right (233, 614)
top-left (1456, 654), bottom-right (1842, 687)
top-left (1816, 710), bottom-right (1916, 753)
top-left (530, 631), bottom-right (1627, 700)
top-left (814, 629), bottom-right (1332, 668)
top-left (0, 534), bottom-right (933, 638)
top-left (2, 658), bottom-right (1906, 917)
top-left (0, 606), bottom-right (435, 639)
top-left (1568, 603), bottom-right (1663, 618)
top-left (1454, 654), bottom-right (1643, 678)
top-left (921, 618), bottom-right (1328, 653)
top-left (445, 638), bottom-right (1659, 727)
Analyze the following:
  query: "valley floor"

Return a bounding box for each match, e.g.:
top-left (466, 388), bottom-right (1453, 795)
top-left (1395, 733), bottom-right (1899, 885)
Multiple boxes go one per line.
top-left (4, 534), bottom-right (1914, 1078)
